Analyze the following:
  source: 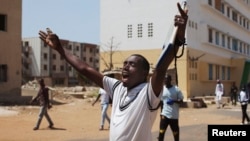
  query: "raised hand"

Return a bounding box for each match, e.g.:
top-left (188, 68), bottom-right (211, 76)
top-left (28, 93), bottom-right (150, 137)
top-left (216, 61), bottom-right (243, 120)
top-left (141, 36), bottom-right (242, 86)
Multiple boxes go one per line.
top-left (39, 28), bottom-right (62, 50)
top-left (175, 2), bottom-right (188, 42)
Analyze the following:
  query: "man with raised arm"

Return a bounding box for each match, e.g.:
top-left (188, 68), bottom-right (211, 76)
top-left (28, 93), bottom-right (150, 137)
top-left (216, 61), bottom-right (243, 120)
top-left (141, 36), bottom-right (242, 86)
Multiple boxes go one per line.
top-left (38, 3), bottom-right (188, 141)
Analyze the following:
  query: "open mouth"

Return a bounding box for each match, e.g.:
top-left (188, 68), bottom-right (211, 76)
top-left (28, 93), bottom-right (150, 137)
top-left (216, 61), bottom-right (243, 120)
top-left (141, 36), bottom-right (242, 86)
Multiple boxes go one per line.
top-left (122, 72), bottom-right (129, 81)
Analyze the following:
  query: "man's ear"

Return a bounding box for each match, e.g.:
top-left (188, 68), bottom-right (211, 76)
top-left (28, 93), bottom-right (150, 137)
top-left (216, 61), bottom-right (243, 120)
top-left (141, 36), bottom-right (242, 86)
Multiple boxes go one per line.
top-left (142, 70), bottom-right (149, 79)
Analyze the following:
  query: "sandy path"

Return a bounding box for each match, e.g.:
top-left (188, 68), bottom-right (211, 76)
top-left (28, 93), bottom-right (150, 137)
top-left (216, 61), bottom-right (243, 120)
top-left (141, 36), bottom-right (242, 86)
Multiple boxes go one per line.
top-left (0, 98), bottom-right (245, 141)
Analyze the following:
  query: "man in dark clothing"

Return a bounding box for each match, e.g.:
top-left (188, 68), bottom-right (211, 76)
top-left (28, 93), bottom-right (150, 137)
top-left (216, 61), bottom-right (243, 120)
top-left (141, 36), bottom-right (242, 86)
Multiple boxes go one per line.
top-left (230, 82), bottom-right (238, 106)
top-left (30, 79), bottom-right (54, 130)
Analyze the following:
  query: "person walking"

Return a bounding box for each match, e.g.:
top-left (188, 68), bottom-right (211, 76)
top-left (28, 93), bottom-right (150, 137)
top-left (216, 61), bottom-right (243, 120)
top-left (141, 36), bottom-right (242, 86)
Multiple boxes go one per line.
top-left (215, 79), bottom-right (224, 109)
top-left (38, 2), bottom-right (188, 140)
top-left (158, 74), bottom-right (183, 141)
top-left (30, 79), bottom-right (54, 130)
top-left (92, 88), bottom-right (111, 130)
top-left (238, 85), bottom-right (250, 125)
top-left (230, 82), bottom-right (238, 106)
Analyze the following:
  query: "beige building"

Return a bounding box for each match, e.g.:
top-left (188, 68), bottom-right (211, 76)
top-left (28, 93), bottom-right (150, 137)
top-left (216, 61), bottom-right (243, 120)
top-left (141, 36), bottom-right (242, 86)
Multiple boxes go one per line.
top-left (22, 37), bottom-right (100, 86)
top-left (100, 0), bottom-right (250, 100)
top-left (0, 0), bottom-right (22, 98)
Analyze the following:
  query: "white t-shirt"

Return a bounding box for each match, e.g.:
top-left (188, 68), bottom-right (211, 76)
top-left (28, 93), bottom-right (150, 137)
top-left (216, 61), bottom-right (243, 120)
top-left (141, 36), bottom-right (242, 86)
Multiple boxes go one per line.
top-left (161, 85), bottom-right (183, 119)
top-left (239, 90), bottom-right (249, 105)
top-left (99, 88), bottom-right (110, 104)
top-left (103, 76), bottom-right (162, 141)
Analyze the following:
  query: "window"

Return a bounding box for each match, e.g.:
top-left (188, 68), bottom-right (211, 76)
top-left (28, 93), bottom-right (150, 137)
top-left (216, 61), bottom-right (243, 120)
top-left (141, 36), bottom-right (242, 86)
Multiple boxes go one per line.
top-left (208, 29), bottom-right (213, 43)
top-left (215, 0), bottom-right (222, 11)
top-left (43, 42), bottom-right (47, 47)
top-left (95, 59), bottom-right (99, 63)
top-left (221, 3), bottom-right (224, 14)
top-left (43, 65), bottom-right (47, 71)
top-left (222, 34), bottom-right (225, 47)
top-left (137, 24), bottom-right (143, 38)
top-left (208, 0), bottom-right (212, 6)
top-left (60, 65), bottom-right (64, 71)
top-left (227, 7), bottom-right (230, 18)
top-left (215, 31), bottom-right (219, 45)
top-left (227, 67), bottom-right (230, 80)
top-left (208, 64), bottom-right (213, 80)
top-left (247, 45), bottom-right (250, 55)
top-left (243, 18), bottom-right (246, 27)
top-left (68, 66), bottom-right (72, 71)
top-left (127, 24), bottom-right (132, 38)
top-left (194, 62), bottom-right (197, 69)
top-left (239, 16), bottom-right (242, 25)
top-left (239, 42), bottom-right (242, 53)
top-left (43, 53), bottom-right (47, 60)
top-left (232, 39), bottom-right (238, 51)
top-left (52, 54), bottom-right (56, 59)
top-left (188, 20), bottom-right (191, 27)
top-left (221, 66), bottom-right (225, 80)
top-left (24, 41), bottom-right (29, 46)
top-left (148, 23), bottom-right (153, 37)
top-left (215, 65), bottom-right (220, 80)
top-left (227, 37), bottom-right (231, 49)
top-left (0, 64), bottom-right (7, 82)
top-left (0, 14), bottom-right (7, 31)
top-left (232, 11), bottom-right (238, 22)
top-left (68, 45), bottom-right (72, 50)
top-left (191, 61), bottom-right (195, 68)
top-left (52, 65), bottom-right (56, 71)
top-left (96, 48), bottom-right (99, 54)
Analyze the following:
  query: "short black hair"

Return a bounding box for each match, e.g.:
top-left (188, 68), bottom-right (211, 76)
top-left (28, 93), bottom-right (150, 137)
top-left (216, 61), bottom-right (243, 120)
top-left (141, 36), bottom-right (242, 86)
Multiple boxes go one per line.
top-left (241, 85), bottom-right (246, 91)
top-left (39, 78), bottom-right (45, 86)
top-left (131, 54), bottom-right (150, 73)
top-left (39, 78), bottom-right (44, 83)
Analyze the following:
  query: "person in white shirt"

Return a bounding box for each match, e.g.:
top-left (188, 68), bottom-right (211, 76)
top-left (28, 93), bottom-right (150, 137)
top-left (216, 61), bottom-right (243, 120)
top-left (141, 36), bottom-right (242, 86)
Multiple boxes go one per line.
top-left (92, 88), bottom-right (111, 130)
top-left (158, 74), bottom-right (183, 141)
top-left (38, 2), bottom-right (188, 140)
top-left (238, 85), bottom-right (250, 125)
top-left (215, 79), bottom-right (224, 108)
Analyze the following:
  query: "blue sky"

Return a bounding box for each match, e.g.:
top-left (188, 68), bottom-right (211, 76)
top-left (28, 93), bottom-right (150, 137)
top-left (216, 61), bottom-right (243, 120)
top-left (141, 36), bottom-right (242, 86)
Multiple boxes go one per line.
top-left (22, 0), bottom-right (100, 44)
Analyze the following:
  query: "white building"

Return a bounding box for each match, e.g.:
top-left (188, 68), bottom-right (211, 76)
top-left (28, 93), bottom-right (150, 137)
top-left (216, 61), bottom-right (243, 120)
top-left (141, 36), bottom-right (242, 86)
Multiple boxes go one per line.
top-left (100, 0), bottom-right (250, 99)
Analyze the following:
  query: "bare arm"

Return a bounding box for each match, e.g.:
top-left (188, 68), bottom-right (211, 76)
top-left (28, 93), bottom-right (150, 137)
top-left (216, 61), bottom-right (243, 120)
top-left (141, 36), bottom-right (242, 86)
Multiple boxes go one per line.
top-left (151, 2), bottom-right (188, 96)
top-left (92, 94), bottom-right (101, 106)
top-left (30, 89), bottom-right (41, 104)
top-left (38, 30), bottom-right (104, 88)
top-left (173, 99), bottom-right (183, 104)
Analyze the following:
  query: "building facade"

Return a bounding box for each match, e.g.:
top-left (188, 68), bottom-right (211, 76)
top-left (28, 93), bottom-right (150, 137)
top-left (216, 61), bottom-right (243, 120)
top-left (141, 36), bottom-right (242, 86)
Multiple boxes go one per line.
top-left (100, 0), bottom-right (250, 100)
top-left (0, 0), bottom-right (22, 97)
top-left (22, 37), bottom-right (100, 86)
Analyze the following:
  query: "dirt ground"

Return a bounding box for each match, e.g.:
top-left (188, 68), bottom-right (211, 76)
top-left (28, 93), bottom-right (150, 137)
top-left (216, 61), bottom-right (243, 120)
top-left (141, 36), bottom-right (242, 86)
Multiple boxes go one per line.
top-left (0, 94), bottom-right (246, 141)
